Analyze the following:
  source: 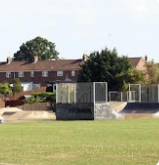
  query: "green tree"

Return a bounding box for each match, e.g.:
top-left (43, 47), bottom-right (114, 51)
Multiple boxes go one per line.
top-left (12, 78), bottom-right (23, 95)
top-left (146, 60), bottom-right (159, 84)
top-left (78, 48), bottom-right (145, 91)
top-left (0, 82), bottom-right (12, 97)
top-left (14, 36), bottom-right (59, 61)
top-left (116, 68), bottom-right (146, 91)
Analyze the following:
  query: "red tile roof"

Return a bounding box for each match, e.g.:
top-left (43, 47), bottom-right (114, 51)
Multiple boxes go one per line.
top-left (128, 57), bottom-right (142, 67)
top-left (0, 59), bottom-right (83, 72)
top-left (0, 57), bottom-right (145, 72)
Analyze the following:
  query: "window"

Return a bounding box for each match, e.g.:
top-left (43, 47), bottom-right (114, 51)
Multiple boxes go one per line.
top-left (34, 84), bottom-right (41, 89)
top-left (18, 72), bottom-right (24, 77)
top-left (42, 71), bottom-right (48, 77)
top-left (57, 71), bottom-right (63, 76)
top-left (71, 70), bottom-right (75, 76)
top-left (30, 71), bottom-right (34, 77)
top-left (6, 72), bottom-right (11, 78)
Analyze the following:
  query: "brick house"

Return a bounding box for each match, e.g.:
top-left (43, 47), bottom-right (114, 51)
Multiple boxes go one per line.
top-left (0, 56), bottom-right (84, 91)
top-left (128, 56), bottom-right (147, 73)
top-left (0, 55), bottom-right (147, 91)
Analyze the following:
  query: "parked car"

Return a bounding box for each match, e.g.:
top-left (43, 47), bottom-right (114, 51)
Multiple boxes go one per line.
top-left (0, 115), bottom-right (4, 123)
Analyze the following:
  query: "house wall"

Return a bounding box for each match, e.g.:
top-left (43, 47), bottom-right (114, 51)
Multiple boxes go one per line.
top-left (0, 70), bottom-right (80, 86)
top-left (136, 58), bottom-right (147, 73)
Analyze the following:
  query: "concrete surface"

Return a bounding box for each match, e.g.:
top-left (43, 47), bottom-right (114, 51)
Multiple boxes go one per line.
top-left (0, 107), bottom-right (55, 122)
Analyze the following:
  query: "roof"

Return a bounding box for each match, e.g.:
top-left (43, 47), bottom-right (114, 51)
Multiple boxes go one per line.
top-left (0, 59), bottom-right (83, 72)
top-left (128, 57), bottom-right (143, 67)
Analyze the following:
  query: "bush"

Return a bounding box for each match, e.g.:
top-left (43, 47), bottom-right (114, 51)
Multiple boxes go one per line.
top-left (33, 92), bottom-right (56, 101)
top-left (24, 92), bottom-right (56, 105)
top-left (24, 96), bottom-right (43, 104)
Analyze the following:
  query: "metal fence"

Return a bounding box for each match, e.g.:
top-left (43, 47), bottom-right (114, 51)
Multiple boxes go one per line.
top-left (56, 82), bottom-right (108, 104)
top-left (109, 91), bottom-right (123, 101)
top-left (128, 84), bottom-right (141, 102)
top-left (128, 84), bottom-right (159, 102)
top-left (56, 83), bottom-right (159, 103)
top-left (109, 84), bottom-right (159, 103)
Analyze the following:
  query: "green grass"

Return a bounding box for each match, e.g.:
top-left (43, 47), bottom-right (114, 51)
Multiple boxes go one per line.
top-left (0, 119), bottom-right (159, 165)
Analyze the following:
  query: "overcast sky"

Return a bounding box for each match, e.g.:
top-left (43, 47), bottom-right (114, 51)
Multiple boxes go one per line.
top-left (1, 0), bottom-right (159, 62)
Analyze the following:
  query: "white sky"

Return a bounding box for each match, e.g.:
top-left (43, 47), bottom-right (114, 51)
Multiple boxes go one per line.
top-left (1, 0), bottom-right (159, 62)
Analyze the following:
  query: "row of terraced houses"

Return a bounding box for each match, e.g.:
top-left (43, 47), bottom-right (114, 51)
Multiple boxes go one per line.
top-left (0, 55), bottom-right (148, 91)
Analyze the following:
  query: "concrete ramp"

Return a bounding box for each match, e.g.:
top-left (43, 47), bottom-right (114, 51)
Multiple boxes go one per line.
top-left (56, 103), bottom-right (122, 120)
top-left (120, 103), bottom-right (159, 114)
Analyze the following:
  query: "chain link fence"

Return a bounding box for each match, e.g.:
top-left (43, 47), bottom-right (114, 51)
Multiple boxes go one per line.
top-left (128, 84), bottom-right (159, 103)
top-left (141, 84), bottom-right (159, 102)
top-left (108, 84), bottom-right (159, 103)
top-left (56, 82), bottom-right (108, 104)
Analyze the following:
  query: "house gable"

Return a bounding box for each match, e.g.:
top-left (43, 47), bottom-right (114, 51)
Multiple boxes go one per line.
top-left (129, 57), bottom-right (147, 73)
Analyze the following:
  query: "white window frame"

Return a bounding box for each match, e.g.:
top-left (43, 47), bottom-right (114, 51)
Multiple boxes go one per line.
top-left (53, 84), bottom-right (56, 91)
top-left (30, 71), bottom-right (34, 77)
top-left (18, 72), bottom-right (24, 77)
top-left (6, 72), bottom-right (11, 78)
top-left (57, 71), bottom-right (63, 77)
top-left (34, 84), bottom-right (41, 89)
top-left (42, 71), bottom-right (48, 77)
top-left (71, 70), bottom-right (75, 76)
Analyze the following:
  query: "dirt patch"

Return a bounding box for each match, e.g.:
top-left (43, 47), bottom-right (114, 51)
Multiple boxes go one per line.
top-left (124, 113), bottom-right (157, 120)
top-left (47, 154), bottom-right (76, 159)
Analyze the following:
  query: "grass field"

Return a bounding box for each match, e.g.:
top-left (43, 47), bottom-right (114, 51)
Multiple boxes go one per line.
top-left (0, 119), bottom-right (159, 165)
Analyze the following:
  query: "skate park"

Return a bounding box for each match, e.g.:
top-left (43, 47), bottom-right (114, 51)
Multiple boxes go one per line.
top-left (1, 83), bottom-right (159, 122)
top-left (56, 83), bottom-right (159, 120)
top-left (118, 84), bottom-right (159, 119)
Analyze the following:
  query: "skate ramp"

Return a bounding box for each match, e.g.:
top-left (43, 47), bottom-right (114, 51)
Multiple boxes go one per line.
top-left (109, 101), bottom-right (127, 112)
top-left (0, 107), bottom-right (55, 122)
top-left (0, 107), bottom-right (22, 115)
top-left (120, 103), bottom-right (159, 114)
top-left (2, 111), bottom-right (55, 121)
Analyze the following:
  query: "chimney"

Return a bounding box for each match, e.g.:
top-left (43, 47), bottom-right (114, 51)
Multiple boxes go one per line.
top-left (145, 55), bottom-right (148, 61)
top-left (33, 55), bottom-right (38, 63)
top-left (83, 54), bottom-right (89, 62)
top-left (6, 56), bottom-right (12, 65)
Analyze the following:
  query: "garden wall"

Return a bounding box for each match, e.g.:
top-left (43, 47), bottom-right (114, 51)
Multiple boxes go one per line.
top-left (18, 102), bottom-right (53, 111)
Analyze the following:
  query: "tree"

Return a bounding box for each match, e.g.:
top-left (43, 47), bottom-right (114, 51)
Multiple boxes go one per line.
top-left (14, 36), bottom-right (59, 61)
top-left (78, 48), bottom-right (145, 91)
top-left (12, 78), bottom-right (23, 95)
top-left (0, 82), bottom-right (12, 97)
top-left (146, 60), bottom-right (159, 84)
top-left (116, 68), bottom-right (146, 91)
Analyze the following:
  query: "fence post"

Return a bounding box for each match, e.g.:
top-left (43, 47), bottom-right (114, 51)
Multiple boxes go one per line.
top-left (121, 92), bottom-right (123, 102)
top-left (158, 84), bottom-right (159, 103)
top-left (93, 82), bottom-right (96, 105)
top-left (109, 92), bottom-right (111, 102)
top-left (68, 84), bottom-right (70, 103)
top-left (56, 83), bottom-right (58, 104)
top-left (139, 84), bottom-right (141, 102)
top-left (128, 84), bottom-right (131, 102)
top-left (106, 82), bottom-right (108, 103)
top-left (74, 83), bottom-right (76, 103)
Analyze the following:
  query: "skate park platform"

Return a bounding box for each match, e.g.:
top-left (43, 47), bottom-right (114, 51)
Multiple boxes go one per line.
top-left (120, 103), bottom-right (159, 114)
top-left (120, 102), bottom-right (159, 119)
